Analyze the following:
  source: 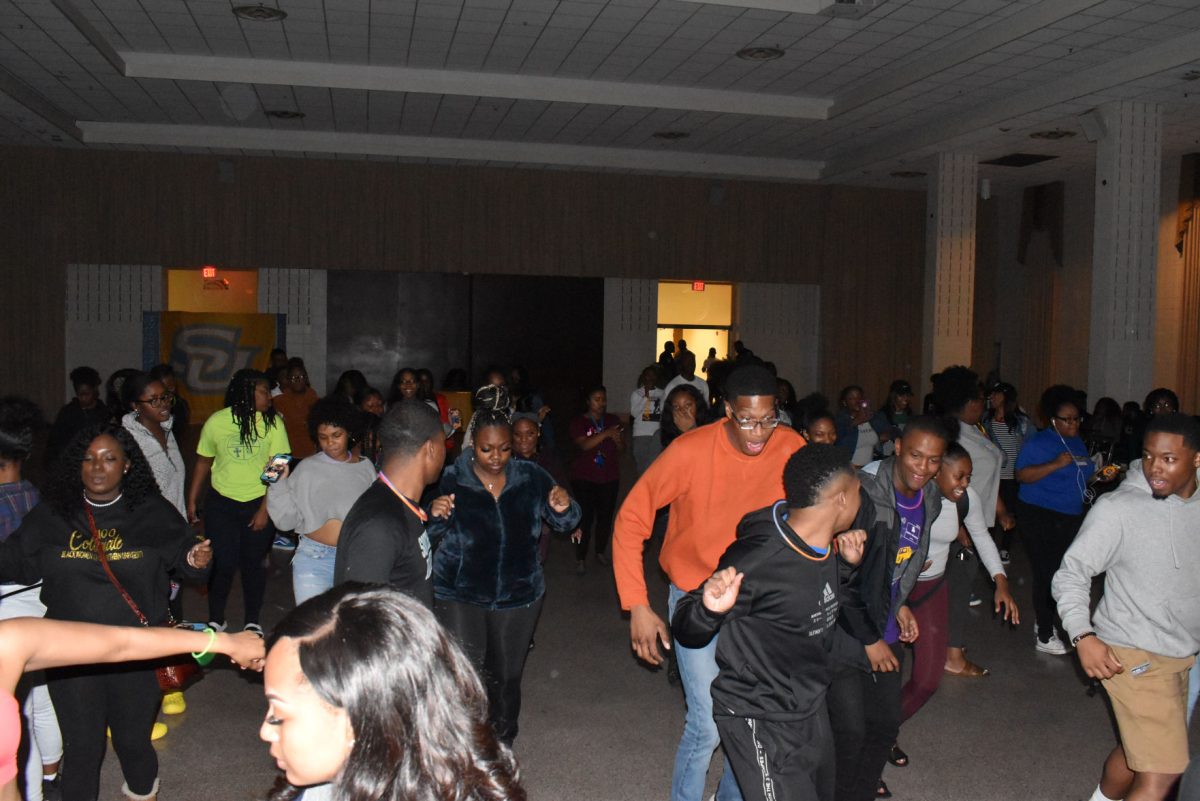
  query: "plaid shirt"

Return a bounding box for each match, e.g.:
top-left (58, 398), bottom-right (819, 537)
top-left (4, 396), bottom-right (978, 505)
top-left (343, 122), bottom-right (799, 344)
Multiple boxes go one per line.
top-left (0, 481), bottom-right (40, 542)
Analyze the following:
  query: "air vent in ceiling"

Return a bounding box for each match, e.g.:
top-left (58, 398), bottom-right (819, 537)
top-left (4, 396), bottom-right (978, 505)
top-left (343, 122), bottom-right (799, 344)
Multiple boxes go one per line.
top-left (980, 153), bottom-right (1059, 168)
top-left (233, 5), bottom-right (287, 21)
top-left (1182, 70), bottom-right (1200, 82)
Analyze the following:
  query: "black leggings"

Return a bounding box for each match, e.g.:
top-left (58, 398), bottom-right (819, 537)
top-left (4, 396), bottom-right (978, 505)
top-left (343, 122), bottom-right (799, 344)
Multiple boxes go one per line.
top-left (434, 596), bottom-right (544, 745)
top-left (572, 479), bottom-right (619, 561)
top-left (1018, 500), bottom-right (1082, 643)
top-left (48, 664), bottom-right (160, 801)
top-left (204, 489), bottom-right (275, 626)
top-left (827, 645), bottom-right (904, 801)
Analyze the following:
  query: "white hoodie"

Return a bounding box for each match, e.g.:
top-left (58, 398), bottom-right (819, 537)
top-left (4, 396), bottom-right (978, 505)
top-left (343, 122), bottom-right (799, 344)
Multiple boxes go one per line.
top-left (1053, 460), bottom-right (1200, 658)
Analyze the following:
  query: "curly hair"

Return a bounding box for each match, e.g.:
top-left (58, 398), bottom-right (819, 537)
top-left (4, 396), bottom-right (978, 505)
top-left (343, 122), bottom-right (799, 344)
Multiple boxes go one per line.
top-left (1038, 384), bottom-right (1081, 426)
top-left (307, 397), bottom-right (366, 447)
top-left (45, 423), bottom-right (160, 516)
top-left (266, 583), bottom-right (526, 801)
top-left (225, 369), bottom-right (278, 448)
top-left (0, 396), bottom-right (44, 463)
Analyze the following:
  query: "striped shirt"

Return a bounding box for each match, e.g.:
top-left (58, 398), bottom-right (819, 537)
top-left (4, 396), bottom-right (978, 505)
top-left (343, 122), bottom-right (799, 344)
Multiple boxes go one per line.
top-left (989, 422), bottom-right (1023, 479)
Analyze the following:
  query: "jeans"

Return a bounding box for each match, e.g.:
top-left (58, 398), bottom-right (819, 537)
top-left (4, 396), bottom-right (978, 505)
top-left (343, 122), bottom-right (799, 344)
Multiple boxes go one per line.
top-left (205, 489), bottom-right (275, 626)
top-left (291, 536), bottom-right (337, 606)
top-left (434, 596), bottom-right (544, 745)
top-left (668, 584), bottom-right (743, 801)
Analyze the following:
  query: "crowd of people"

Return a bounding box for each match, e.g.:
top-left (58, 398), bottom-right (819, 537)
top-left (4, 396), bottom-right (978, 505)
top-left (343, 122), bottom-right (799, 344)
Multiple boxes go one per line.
top-left (0, 338), bottom-right (1196, 801)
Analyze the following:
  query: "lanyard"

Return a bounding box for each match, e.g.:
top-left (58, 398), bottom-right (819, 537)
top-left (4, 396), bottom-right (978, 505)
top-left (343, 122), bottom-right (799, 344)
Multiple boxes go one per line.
top-left (377, 472), bottom-right (427, 522)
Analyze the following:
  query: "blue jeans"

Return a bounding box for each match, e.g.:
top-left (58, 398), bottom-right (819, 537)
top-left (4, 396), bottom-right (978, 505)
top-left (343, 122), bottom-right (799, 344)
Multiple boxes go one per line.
top-left (668, 584), bottom-right (743, 801)
top-left (291, 536), bottom-right (337, 606)
top-left (1188, 657), bottom-right (1199, 725)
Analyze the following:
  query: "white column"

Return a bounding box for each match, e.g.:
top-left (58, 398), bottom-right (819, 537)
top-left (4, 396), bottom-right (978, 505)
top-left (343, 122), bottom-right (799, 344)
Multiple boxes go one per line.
top-left (922, 152), bottom-right (978, 391)
top-left (259, 268), bottom-right (328, 393)
top-left (603, 278), bottom-right (657, 415)
top-left (1088, 101), bottom-right (1163, 403)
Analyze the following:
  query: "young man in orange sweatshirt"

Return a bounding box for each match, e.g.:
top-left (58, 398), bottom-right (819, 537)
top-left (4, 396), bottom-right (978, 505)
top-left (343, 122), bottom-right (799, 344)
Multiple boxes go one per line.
top-left (612, 365), bottom-right (805, 801)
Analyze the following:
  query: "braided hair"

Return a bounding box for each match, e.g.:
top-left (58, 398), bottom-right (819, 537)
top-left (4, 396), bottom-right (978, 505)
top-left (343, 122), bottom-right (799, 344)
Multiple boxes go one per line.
top-left (464, 385), bottom-right (512, 448)
top-left (225, 369), bottom-right (277, 448)
top-left (45, 423), bottom-right (160, 517)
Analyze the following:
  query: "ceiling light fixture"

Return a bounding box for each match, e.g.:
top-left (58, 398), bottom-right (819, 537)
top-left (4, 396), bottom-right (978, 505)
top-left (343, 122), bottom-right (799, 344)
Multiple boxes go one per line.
top-left (890, 170), bottom-right (926, 178)
top-left (1028, 129), bottom-right (1076, 140)
top-left (265, 109), bottom-right (305, 119)
top-left (652, 131), bottom-right (689, 140)
top-left (233, 5), bottom-right (287, 21)
top-left (736, 46), bottom-right (785, 62)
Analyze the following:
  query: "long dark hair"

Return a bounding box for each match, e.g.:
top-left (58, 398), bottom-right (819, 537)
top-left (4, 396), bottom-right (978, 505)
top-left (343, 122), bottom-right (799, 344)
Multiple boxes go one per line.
top-left (225, 369), bottom-right (277, 448)
top-left (46, 424), bottom-right (159, 516)
top-left (267, 584), bottom-right (525, 801)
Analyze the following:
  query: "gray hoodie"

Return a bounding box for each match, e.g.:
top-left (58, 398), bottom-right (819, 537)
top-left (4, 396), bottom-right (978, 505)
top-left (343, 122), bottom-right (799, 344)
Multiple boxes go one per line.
top-left (1052, 460), bottom-right (1200, 658)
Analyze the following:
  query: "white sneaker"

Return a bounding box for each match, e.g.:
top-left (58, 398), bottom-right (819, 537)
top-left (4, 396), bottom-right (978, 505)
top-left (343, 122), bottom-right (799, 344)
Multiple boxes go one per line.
top-left (1035, 633), bottom-right (1070, 655)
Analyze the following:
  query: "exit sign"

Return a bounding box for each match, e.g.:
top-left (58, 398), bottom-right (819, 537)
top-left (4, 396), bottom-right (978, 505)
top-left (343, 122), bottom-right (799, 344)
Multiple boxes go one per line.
top-left (202, 266), bottom-right (217, 279)
top-left (692, 281), bottom-right (705, 292)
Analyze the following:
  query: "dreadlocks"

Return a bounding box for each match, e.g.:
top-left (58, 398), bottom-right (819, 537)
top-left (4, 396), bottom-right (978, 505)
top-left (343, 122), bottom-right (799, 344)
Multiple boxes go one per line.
top-left (225, 369), bottom-right (278, 448)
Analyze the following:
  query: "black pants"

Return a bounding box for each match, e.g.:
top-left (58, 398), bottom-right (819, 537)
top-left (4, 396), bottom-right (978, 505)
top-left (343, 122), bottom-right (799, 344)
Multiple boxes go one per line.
top-left (205, 488), bottom-right (275, 626)
top-left (1018, 500), bottom-right (1082, 643)
top-left (717, 708), bottom-right (834, 801)
top-left (434, 596), bottom-right (544, 745)
top-left (997, 478), bottom-right (1020, 551)
top-left (946, 542), bottom-right (977, 650)
top-left (827, 645), bottom-right (904, 801)
top-left (572, 479), bottom-right (619, 561)
top-left (47, 664), bottom-right (160, 801)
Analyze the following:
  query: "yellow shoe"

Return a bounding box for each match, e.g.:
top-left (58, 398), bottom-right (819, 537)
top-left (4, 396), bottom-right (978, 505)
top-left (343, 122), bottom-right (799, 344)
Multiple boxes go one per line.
top-left (150, 722), bottom-right (168, 741)
top-left (161, 691), bottom-right (186, 715)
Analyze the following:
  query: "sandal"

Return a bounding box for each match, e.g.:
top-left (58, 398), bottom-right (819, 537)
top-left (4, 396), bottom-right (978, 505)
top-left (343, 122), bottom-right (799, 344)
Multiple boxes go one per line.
top-left (877, 779), bottom-right (893, 799)
top-left (944, 660), bottom-right (990, 677)
top-left (888, 743), bottom-right (909, 767)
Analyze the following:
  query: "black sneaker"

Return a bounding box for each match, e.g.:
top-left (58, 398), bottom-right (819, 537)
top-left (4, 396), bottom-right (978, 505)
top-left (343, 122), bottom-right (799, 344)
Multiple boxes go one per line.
top-left (42, 777), bottom-right (62, 801)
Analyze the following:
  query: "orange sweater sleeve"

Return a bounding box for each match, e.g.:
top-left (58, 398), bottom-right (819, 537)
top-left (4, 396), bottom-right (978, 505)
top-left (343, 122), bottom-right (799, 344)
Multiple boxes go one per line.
top-left (611, 440), bottom-right (692, 610)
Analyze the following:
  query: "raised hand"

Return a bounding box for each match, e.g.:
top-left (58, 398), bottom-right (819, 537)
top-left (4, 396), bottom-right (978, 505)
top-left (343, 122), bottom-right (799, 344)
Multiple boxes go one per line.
top-left (429, 494), bottom-right (456, 519)
top-left (836, 529), bottom-right (867, 565)
top-left (548, 486), bottom-right (570, 513)
top-left (701, 567), bottom-right (743, 615)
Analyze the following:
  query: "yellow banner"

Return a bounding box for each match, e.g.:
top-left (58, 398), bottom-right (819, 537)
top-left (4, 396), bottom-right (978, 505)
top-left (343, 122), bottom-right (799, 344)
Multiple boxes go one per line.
top-left (160, 312), bottom-right (280, 422)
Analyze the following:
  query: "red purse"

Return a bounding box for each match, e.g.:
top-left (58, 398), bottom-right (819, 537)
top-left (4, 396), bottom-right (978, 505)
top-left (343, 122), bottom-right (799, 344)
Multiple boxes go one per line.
top-left (85, 505), bottom-right (200, 692)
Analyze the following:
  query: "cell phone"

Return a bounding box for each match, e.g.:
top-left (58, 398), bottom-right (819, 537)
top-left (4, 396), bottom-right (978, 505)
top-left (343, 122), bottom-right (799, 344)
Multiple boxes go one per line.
top-left (261, 453), bottom-right (291, 484)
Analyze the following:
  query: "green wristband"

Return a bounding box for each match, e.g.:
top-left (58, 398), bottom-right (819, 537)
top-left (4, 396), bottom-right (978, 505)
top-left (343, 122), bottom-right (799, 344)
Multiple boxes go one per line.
top-left (192, 627), bottom-right (217, 666)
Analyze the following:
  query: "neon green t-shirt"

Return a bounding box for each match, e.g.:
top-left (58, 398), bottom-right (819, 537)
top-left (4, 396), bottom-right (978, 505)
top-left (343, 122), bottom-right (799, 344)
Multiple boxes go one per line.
top-left (197, 408), bottom-right (291, 502)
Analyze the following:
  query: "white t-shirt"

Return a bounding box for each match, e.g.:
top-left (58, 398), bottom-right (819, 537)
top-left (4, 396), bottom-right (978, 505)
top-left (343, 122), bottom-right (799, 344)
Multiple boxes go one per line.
top-left (629, 388), bottom-right (664, 437)
top-left (664, 374), bottom-right (711, 403)
top-left (851, 422), bottom-right (878, 467)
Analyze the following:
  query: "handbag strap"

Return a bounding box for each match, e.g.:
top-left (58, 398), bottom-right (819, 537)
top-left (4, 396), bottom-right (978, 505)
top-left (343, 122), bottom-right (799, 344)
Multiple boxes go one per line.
top-left (84, 504), bottom-right (149, 627)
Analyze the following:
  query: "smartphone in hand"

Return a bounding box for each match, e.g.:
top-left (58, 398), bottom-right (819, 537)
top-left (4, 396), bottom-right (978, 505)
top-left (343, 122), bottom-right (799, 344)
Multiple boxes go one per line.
top-left (261, 453), bottom-right (291, 484)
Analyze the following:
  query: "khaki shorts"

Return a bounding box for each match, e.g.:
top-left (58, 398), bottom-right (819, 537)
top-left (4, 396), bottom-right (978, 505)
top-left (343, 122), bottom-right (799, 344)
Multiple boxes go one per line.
top-left (1102, 645), bottom-right (1194, 774)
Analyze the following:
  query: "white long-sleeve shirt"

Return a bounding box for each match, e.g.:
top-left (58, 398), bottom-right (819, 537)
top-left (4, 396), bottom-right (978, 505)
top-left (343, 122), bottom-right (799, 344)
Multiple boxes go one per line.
top-left (919, 486), bottom-right (1006, 580)
top-left (122, 412), bottom-right (186, 519)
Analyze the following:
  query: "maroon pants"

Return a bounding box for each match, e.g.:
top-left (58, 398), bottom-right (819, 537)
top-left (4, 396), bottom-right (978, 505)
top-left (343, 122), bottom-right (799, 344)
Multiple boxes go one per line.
top-left (900, 577), bottom-right (949, 722)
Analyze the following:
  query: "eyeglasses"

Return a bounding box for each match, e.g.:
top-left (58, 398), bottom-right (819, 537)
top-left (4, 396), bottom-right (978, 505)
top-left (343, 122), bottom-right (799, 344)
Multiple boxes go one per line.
top-left (289, 374), bottom-right (309, 382)
top-left (138, 393), bottom-right (175, 408)
top-left (1053, 415), bottom-right (1082, 424)
top-left (734, 417), bottom-right (780, 431)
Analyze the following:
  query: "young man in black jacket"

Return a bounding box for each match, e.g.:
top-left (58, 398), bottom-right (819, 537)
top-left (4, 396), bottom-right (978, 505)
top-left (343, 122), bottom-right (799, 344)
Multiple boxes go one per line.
top-left (672, 444), bottom-right (867, 801)
top-left (828, 416), bottom-right (949, 801)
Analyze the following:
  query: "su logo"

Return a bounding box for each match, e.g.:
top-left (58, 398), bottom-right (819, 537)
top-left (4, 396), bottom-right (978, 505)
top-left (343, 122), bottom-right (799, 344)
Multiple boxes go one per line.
top-left (169, 325), bottom-right (261, 395)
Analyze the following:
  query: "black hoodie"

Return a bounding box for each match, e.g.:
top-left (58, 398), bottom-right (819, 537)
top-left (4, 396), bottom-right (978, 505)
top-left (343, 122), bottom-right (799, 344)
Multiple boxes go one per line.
top-left (671, 501), bottom-right (841, 722)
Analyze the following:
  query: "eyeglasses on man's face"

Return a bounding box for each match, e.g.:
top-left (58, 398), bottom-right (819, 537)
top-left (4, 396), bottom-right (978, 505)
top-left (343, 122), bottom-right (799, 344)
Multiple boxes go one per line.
top-left (734, 416), bottom-right (780, 431)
